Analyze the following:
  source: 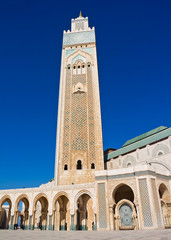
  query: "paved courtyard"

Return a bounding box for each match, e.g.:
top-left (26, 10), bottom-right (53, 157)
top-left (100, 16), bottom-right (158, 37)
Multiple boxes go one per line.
top-left (0, 229), bottom-right (171, 240)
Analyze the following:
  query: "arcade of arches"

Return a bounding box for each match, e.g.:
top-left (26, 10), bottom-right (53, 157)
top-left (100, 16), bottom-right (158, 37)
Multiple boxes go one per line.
top-left (1, 181), bottom-right (171, 231)
top-left (0, 192), bottom-right (95, 231)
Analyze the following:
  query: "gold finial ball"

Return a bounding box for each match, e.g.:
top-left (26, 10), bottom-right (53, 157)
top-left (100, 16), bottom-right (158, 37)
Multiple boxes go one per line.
top-left (79, 11), bottom-right (82, 17)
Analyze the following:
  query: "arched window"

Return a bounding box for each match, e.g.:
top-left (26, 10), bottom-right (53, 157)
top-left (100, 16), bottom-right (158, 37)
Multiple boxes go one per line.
top-left (64, 164), bottom-right (68, 170)
top-left (127, 162), bottom-right (132, 167)
top-left (158, 151), bottom-right (163, 156)
top-left (82, 64), bottom-right (86, 74)
top-left (91, 163), bottom-right (95, 169)
top-left (73, 65), bottom-right (77, 75)
top-left (67, 65), bottom-right (71, 70)
top-left (77, 160), bottom-right (82, 170)
top-left (87, 62), bottom-right (91, 67)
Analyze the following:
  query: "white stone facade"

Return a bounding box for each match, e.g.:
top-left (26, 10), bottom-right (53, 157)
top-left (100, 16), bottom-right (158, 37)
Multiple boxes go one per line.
top-left (0, 14), bottom-right (171, 231)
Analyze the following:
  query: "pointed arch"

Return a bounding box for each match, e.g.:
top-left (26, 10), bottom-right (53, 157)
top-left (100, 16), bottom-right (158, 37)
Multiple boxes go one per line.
top-left (14, 194), bottom-right (29, 212)
top-left (112, 183), bottom-right (135, 205)
top-left (53, 192), bottom-right (69, 211)
top-left (0, 195), bottom-right (12, 211)
top-left (33, 193), bottom-right (49, 211)
top-left (74, 189), bottom-right (94, 211)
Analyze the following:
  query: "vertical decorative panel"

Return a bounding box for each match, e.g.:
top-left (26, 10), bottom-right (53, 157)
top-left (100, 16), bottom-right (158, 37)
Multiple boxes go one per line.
top-left (87, 67), bottom-right (96, 165)
top-left (139, 179), bottom-right (153, 227)
top-left (63, 68), bottom-right (71, 166)
top-left (98, 183), bottom-right (107, 228)
top-left (151, 179), bottom-right (162, 227)
top-left (63, 66), bottom-right (96, 169)
top-left (71, 74), bottom-right (88, 150)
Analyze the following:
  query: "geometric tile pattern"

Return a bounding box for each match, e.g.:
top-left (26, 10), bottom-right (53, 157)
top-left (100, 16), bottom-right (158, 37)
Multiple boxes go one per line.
top-left (63, 31), bottom-right (95, 46)
top-left (151, 179), bottom-right (162, 227)
top-left (87, 67), bottom-right (95, 164)
top-left (71, 74), bottom-right (87, 150)
top-left (119, 203), bottom-right (133, 226)
top-left (72, 74), bottom-right (86, 85)
top-left (71, 92), bottom-right (88, 150)
top-left (63, 62), bottom-right (96, 168)
top-left (139, 179), bottom-right (153, 227)
top-left (66, 48), bottom-right (92, 58)
top-left (82, 47), bottom-right (93, 55)
top-left (98, 183), bottom-right (107, 228)
top-left (63, 68), bottom-right (71, 165)
top-left (66, 49), bottom-right (76, 57)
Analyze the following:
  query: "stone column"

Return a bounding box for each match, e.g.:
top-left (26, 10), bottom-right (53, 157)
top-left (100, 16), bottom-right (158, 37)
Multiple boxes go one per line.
top-left (7, 210), bottom-right (11, 229)
top-left (56, 210), bottom-right (60, 230)
top-left (33, 211), bottom-right (38, 230)
top-left (93, 213), bottom-right (97, 230)
top-left (70, 214), bottom-right (75, 230)
top-left (0, 210), bottom-right (2, 227)
top-left (79, 210), bottom-right (83, 230)
top-left (29, 215), bottom-right (34, 230)
top-left (109, 206), bottom-right (114, 231)
top-left (47, 214), bottom-right (52, 230)
top-left (14, 211), bottom-right (18, 225)
top-left (51, 211), bottom-right (55, 230)
top-left (54, 210), bottom-right (57, 230)
top-left (46, 214), bottom-right (49, 230)
top-left (134, 202), bottom-right (139, 230)
top-left (9, 215), bottom-right (14, 230)
top-left (42, 211), bottom-right (47, 230)
top-left (60, 210), bottom-right (66, 230)
top-left (82, 210), bottom-right (87, 230)
top-left (24, 211), bottom-right (29, 230)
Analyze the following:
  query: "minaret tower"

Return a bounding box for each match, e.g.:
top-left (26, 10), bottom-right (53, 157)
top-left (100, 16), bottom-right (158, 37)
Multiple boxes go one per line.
top-left (54, 13), bottom-right (104, 186)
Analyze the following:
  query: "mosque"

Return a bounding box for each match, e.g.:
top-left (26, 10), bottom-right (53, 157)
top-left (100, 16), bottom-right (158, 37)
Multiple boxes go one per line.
top-left (0, 13), bottom-right (171, 231)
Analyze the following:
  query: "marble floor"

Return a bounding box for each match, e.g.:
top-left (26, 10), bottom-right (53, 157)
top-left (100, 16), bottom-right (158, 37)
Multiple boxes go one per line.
top-left (0, 229), bottom-right (171, 240)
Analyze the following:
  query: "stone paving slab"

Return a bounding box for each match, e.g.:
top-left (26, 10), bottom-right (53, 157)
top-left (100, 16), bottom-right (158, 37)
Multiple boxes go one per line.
top-left (0, 230), bottom-right (171, 240)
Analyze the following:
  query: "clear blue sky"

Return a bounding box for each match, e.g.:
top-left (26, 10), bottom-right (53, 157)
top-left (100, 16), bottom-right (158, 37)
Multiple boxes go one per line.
top-left (0, 0), bottom-right (171, 189)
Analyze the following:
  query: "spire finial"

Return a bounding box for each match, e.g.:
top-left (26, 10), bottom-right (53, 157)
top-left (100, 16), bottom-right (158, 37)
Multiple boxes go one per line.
top-left (79, 11), bottom-right (82, 17)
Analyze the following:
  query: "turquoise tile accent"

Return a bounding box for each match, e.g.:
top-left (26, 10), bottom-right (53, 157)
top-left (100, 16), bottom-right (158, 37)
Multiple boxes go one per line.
top-left (63, 30), bottom-right (95, 46)
top-left (72, 54), bottom-right (86, 64)
top-left (10, 224), bottom-right (14, 230)
top-left (80, 225), bottom-right (87, 230)
top-left (30, 225), bottom-right (34, 230)
top-left (24, 225), bottom-right (29, 230)
top-left (60, 225), bottom-right (66, 230)
top-left (70, 225), bottom-right (76, 230)
top-left (42, 225), bottom-right (46, 230)
top-left (66, 49), bottom-right (76, 57)
top-left (82, 47), bottom-right (92, 54)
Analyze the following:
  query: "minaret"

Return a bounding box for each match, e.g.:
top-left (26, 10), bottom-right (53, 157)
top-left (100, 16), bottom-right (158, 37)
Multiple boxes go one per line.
top-left (54, 13), bottom-right (104, 186)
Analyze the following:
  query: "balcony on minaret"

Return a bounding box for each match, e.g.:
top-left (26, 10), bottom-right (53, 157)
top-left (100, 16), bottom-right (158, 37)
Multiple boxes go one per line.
top-left (71, 12), bottom-right (90, 32)
top-left (63, 13), bottom-right (95, 47)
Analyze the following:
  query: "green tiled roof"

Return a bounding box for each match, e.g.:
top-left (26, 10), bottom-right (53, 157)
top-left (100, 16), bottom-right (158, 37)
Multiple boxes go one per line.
top-left (104, 126), bottom-right (171, 161)
top-left (122, 126), bottom-right (168, 148)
